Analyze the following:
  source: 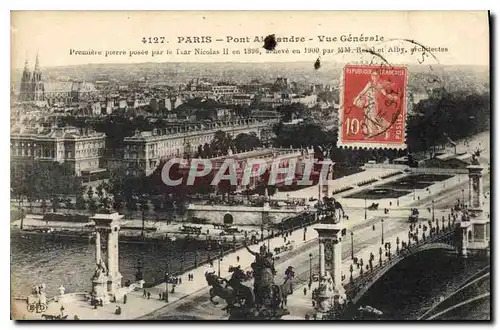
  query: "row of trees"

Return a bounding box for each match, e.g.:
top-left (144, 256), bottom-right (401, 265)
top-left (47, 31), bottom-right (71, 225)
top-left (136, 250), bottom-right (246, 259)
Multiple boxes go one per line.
top-left (271, 90), bottom-right (490, 174)
top-left (11, 162), bottom-right (85, 212)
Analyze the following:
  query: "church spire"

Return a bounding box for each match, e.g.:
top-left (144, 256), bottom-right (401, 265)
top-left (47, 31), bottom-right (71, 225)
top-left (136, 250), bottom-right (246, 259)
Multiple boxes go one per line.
top-left (32, 52), bottom-right (42, 82)
top-left (34, 52), bottom-right (40, 73)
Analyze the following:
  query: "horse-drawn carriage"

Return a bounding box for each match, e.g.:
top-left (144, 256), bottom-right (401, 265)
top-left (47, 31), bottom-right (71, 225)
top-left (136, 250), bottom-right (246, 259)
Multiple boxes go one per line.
top-left (408, 208), bottom-right (419, 223)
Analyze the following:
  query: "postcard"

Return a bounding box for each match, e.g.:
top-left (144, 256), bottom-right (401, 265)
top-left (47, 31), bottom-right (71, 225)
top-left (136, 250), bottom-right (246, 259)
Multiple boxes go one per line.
top-left (10, 11), bottom-right (490, 321)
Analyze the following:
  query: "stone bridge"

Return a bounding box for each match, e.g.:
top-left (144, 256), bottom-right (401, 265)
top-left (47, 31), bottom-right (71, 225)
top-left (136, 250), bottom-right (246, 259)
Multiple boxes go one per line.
top-left (344, 226), bottom-right (458, 307)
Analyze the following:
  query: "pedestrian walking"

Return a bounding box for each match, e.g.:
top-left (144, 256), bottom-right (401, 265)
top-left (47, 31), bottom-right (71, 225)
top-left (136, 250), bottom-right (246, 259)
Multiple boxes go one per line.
top-left (143, 289), bottom-right (146, 298)
top-left (123, 294), bottom-right (127, 304)
top-left (179, 277), bottom-right (182, 285)
top-left (236, 256), bottom-right (240, 263)
top-left (147, 291), bottom-right (151, 299)
top-left (159, 293), bottom-right (162, 300)
top-left (303, 287), bottom-right (307, 296)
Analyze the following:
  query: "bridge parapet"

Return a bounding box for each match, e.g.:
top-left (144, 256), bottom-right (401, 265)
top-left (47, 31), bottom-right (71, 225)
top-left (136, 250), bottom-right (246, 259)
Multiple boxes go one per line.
top-left (344, 224), bottom-right (458, 306)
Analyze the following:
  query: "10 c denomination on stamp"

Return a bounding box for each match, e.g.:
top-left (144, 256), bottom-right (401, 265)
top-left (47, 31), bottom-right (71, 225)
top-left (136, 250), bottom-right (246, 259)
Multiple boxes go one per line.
top-left (339, 64), bottom-right (408, 149)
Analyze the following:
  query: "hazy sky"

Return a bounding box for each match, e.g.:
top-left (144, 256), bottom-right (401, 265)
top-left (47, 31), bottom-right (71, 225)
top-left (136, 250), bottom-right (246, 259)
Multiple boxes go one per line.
top-left (11, 11), bottom-right (489, 69)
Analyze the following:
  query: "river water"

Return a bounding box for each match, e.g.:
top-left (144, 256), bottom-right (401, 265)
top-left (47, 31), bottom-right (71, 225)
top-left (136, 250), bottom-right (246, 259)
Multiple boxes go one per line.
top-left (11, 232), bottom-right (224, 298)
top-left (357, 249), bottom-right (490, 320)
top-left (11, 233), bottom-right (490, 320)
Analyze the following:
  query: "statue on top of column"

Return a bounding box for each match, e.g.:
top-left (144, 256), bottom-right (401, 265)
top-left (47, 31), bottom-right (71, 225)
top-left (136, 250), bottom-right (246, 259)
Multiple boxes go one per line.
top-left (471, 148), bottom-right (484, 165)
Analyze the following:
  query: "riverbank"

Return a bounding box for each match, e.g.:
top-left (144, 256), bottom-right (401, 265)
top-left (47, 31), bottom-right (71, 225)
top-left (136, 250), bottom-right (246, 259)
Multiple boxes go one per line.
top-left (11, 216), bottom-right (276, 245)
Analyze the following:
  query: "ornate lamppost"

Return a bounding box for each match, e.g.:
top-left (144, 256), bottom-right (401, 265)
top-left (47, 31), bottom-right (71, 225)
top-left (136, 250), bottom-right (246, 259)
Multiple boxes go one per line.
top-left (381, 219), bottom-right (384, 245)
top-left (165, 243), bottom-right (170, 302)
top-left (309, 253), bottom-right (313, 286)
top-left (350, 232), bottom-right (354, 260)
top-left (432, 200), bottom-right (435, 222)
top-left (364, 198), bottom-right (367, 220)
top-left (218, 241), bottom-right (223, 278)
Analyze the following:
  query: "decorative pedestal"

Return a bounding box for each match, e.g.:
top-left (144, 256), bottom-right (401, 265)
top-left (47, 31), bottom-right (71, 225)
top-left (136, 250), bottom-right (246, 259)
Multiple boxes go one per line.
top-left (459, 220), bottom-right (472, 258)
top-left (91, 274), bottom-right (110, 305)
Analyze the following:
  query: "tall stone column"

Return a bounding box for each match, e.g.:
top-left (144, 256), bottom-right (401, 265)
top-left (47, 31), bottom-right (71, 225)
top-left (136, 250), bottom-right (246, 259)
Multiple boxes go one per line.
top-left (107, 226), bottom-right (122, 293)
top-left (95, 231), bottom-right (101, 264)
top-left (331, 238), bottom-right (342, 289)
top-left (468, 177), bottom-right (473, 208)
top-left (319, 241), bottom-right (325, 277)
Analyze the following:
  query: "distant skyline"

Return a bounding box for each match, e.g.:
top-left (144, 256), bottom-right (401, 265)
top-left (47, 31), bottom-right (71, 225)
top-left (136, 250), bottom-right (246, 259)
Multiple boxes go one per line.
top-left (11, 11), bottom-right (489, 69)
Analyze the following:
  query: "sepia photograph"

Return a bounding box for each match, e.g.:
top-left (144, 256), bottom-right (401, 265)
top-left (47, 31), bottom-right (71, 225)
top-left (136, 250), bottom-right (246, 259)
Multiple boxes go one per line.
top-left (9, 11), bottom-right (491, 321)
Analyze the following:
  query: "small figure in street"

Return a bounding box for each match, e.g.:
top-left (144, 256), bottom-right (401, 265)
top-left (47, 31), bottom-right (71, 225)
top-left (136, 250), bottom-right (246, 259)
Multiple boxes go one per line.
top-left (143, 289), bottom-right (147, 298)
top-left (123, 294), bottom-right (127, 304)
top-left (159, 292), bottom-right (162, 300)
top-left (115, 306), bottom-right (122, 315)
top-left (147, 291), bottom-right (151, 299)
top-left (236, 256), bottom-right (240, 263)
top-left (179, 277), bottom-right (182, 285)
top-left (303, 287), bottom-right (307, 296)
top-left (60, 305), bottom-right (65, 317)
top-left (58, 285), bottom-right (66, 296)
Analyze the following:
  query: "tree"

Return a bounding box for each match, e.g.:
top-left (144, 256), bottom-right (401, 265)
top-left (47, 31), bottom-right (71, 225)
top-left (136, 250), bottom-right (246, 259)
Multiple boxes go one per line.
top-left (210, 131), bottom-right (233, 156)
top-left (277, 103), bottom-right (309, 122)
top-left (87, 199), bottom-right (98, 214)
top-left (234, 132), bottom-right (261, 152)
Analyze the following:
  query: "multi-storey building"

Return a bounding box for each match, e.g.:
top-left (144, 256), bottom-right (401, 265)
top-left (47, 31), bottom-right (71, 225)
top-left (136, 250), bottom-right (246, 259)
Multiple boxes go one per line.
top-left (212, 85), bottom-right (239, 98)
top-left (10, 126), bottom-right (106, 176)
top-left (121, 118), bottom-right (278, 175)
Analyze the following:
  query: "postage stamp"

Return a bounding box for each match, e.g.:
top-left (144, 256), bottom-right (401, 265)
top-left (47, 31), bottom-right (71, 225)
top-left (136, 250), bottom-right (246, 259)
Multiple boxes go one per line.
top-left (339, 64), bottom-right (408, 149)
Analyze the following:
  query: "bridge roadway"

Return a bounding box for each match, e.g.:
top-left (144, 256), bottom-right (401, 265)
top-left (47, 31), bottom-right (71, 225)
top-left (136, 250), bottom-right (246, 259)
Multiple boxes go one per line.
top-left (141, 175), bottom-right (485, 320)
